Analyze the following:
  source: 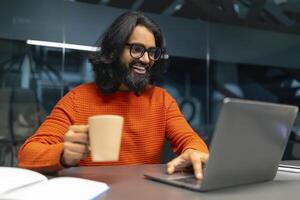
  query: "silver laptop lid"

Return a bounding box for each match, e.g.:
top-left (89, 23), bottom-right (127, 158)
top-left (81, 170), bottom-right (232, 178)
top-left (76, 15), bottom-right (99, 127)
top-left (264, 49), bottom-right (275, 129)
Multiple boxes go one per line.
top-left (201, 98), bottom-right (298, 191)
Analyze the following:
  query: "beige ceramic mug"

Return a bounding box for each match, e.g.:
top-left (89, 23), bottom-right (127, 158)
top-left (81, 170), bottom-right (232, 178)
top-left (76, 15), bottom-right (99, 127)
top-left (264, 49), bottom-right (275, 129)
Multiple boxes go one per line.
top-left (88, 115), bottom-right (124, 162)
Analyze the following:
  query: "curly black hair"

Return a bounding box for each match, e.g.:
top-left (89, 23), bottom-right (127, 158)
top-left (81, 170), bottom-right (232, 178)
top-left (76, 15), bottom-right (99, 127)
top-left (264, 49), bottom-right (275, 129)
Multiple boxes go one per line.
top-left (89, 11), bottom-right (169, 94)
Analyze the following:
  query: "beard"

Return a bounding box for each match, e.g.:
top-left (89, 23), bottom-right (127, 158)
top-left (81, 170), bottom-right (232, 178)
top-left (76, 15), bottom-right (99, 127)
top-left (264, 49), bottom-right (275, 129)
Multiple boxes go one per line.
top-left (118, 59), bottom-right (151, 94)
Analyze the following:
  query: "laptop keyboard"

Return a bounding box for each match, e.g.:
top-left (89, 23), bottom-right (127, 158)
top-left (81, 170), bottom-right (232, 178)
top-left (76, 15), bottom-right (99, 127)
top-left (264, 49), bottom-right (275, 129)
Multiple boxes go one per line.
top-left (174, 176), bottom-right (202, 186)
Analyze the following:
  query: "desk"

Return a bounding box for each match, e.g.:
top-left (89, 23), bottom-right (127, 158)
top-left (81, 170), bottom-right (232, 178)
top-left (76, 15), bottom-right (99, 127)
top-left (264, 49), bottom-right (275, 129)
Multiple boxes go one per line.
top-left (59, 163), bottom-right (300, 200)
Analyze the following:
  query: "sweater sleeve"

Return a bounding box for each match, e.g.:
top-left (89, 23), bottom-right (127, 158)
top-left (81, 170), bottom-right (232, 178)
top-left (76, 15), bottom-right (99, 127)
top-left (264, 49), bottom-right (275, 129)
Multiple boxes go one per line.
top-left (164, 92), bottom-right (208, 155)
top-left (18, 90), bottom-right (76, 173)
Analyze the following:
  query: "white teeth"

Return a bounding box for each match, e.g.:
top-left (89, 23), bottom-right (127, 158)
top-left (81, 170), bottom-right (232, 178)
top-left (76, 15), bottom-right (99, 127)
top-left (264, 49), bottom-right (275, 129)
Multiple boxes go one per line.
top-left (132, 65), bottom-right (146, 70)
top-left (132, 65), bottom-right (147, 74)
top-left (133, 68), bottom-right (146, 74)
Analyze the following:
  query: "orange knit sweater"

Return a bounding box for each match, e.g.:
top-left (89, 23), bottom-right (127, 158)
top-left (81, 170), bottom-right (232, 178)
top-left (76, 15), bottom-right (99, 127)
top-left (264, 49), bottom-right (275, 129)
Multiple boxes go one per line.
top-left (18, 83), bottom-right (208, 172)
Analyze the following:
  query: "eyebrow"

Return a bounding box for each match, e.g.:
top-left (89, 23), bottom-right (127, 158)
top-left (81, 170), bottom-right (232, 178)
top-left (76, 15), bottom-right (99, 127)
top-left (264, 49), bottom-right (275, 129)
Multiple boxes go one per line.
top-left (127, 42), bottom-right (157, 48)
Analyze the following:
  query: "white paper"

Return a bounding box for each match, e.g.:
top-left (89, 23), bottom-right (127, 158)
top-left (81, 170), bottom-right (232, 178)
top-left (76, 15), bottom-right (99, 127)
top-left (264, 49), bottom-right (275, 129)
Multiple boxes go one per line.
top-left (0, 167), bottom-right (109, 200)
top-left (0, 167), bottom-right (47, 194)
top-left (278, 166), bottom-right (300, 173)
top-left (3, 177), bottom-right (110, 200)
top-left (279, 164), bottom-right (300, 169)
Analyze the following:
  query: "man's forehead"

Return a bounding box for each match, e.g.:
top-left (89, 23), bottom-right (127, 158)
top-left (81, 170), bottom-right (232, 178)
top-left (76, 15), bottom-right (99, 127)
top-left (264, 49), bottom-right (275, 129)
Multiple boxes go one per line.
top-left (127, 25), bottom-right (156, 47)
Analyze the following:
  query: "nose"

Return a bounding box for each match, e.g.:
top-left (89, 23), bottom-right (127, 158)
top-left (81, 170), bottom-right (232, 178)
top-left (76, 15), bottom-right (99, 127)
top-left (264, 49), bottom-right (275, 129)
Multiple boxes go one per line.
top-left (139, 51), bottom-right (151, 64)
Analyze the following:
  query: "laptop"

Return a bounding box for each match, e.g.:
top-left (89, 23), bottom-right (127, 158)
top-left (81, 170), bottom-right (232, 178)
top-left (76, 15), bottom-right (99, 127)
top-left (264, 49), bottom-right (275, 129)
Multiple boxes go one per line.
top-left (144, 98), bottom-right (298, 191)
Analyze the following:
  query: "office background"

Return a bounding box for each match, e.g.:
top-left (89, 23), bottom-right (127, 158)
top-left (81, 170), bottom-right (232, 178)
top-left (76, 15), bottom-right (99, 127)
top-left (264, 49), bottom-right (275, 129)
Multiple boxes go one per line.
top-left (0, 0), bottom-right (299, 166)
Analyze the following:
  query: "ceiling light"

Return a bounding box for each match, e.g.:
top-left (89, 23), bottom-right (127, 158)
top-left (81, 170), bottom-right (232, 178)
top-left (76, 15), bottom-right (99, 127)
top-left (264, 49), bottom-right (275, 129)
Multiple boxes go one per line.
top-left (175, 4), bottom-right (182, 11)
top-left (26, 40), bottom-right (100, 52)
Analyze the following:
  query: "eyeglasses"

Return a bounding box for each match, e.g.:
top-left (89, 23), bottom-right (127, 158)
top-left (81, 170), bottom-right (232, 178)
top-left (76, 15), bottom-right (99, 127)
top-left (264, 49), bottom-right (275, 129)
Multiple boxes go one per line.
top-left (125, 43), bottom-right (162, 61)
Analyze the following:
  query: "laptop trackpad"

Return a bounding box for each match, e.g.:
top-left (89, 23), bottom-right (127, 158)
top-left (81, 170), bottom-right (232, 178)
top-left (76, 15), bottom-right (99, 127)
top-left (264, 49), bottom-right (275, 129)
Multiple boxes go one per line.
top-left (144, 172), bottom-right (202, 190)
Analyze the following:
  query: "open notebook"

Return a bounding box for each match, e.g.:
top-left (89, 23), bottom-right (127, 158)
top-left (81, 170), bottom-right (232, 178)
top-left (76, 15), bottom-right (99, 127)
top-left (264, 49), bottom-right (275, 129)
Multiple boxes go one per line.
top-left (0, 167), bottom-right (109, 200)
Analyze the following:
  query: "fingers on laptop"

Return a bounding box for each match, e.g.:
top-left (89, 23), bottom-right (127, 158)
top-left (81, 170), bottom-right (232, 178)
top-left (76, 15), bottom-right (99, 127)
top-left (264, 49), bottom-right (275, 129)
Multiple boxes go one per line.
top-left (167, 156), bottom-right (187, 174)
top-left (190, 152), bottom-right (204, 179)
top-left (166, 150), bottom-right (209, 180)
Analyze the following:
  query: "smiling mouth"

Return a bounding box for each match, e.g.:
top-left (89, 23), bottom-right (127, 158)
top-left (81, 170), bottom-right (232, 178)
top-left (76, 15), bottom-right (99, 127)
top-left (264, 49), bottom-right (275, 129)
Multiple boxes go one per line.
top-left (132, 64), bottom-right (147, 75)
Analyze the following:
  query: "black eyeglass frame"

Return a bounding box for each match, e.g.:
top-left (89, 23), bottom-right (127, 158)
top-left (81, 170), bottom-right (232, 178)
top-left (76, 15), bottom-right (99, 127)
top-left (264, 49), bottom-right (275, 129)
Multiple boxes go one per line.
top-left (125, 43), bottom-right (162, 61)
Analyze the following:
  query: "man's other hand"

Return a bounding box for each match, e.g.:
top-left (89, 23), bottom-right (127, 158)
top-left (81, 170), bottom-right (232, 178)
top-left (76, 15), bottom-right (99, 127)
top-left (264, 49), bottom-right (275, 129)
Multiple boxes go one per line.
top-left (166, 149), bottom-right (209, 179)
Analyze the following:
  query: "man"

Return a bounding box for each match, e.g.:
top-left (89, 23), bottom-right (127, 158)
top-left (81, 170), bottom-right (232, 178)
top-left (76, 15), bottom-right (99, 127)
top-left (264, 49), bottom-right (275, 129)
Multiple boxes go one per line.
top-left (18, 11), bottom-right (209, 179)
